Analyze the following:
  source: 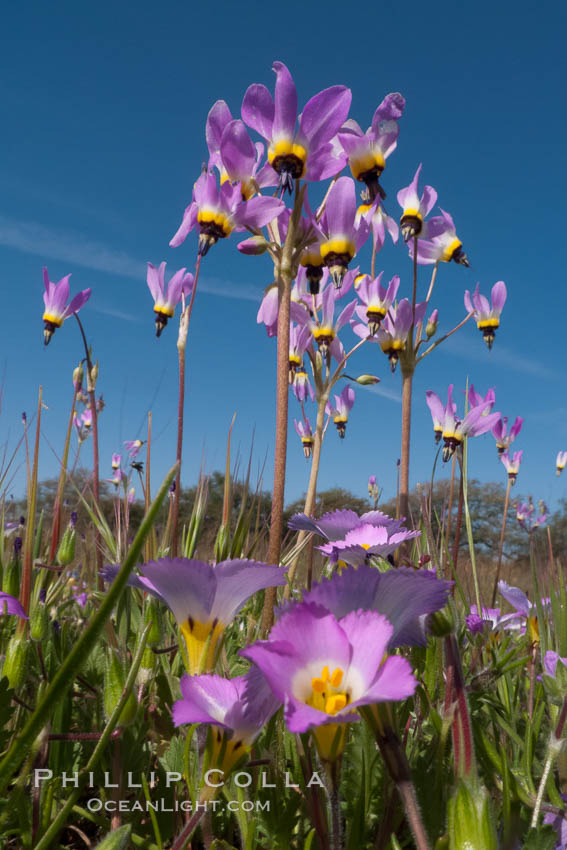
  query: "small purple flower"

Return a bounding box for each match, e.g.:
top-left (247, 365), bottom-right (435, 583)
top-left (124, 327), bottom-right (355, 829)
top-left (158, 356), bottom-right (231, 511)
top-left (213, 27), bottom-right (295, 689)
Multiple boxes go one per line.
top-left (173, 667), bottom-right (281, 776)
top-left (288, 323), bottom-right (312, 381)
top-left (353, 300), bottom-right (425, 373)
top-left (368, 475), bottom-right (377, 487)
top-left (426, 384), bottom-right (501, 461)
top-left (498, 580), bottom-right (550, 640)
top-left (124, 440), bottom-right (144, 459)
top-left (101, 557), bottom-right (286, 674)
top-left (81, 409), bottom-right (92, 431)
top-left (492, 415), bottom-right (524, 455)
top-left (294, 416), bottom-right (314, 458)
top-left (356, 198), bottom-right (399, 255)
top-left (0, 591), bottom-right (28, 619)
top-left (147, 262), bottom-right (194, 337)
top-left (464, 282), bottom-right (507, 350)
top-left (516, 498), bottom-right (547, 533)
top-left (170, 171), bottom-right (284, 256)
top-left (318, 522), bottom-right (421, 567)
top-left (241, 61), bottom-right (351, 193)
top-left (556, 451), bottom-right (567, 476)
top-left (396, 164), bottom-right (438, 242)
top-left (292, 364), bottom-right (314, 402)
top-left (42, 267), bottom-right (91, 346)
top-left (111, 453), bottom-right (122, 471)
top-left (289, 507), bottom-right (407, 540)
top-left (465, 605), bottom-right (503, 635)
top-left (106, 470), bottom-right (126, 488)
top-left (326, 384), bottom-right (355, 439)
top-left (353, 272), bottom-right (400, 335)
top-left (296, 283), bottom-right (357, 361)
top-left (411, 209), bottom-right (470, 267)
top-left (543, 651), bottom-right (567, 681)
top-left (241, 602), bottom-right (416, 760)
top-left (338, 93), bottom-right (405, 201)
top-left (317, 176), bottom-right (370, 288)
top-left (501, 450), bottom-right (523, 485)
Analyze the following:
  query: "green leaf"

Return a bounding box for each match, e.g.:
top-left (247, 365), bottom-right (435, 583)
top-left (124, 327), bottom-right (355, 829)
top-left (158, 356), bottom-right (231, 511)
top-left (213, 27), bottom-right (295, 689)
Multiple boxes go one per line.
top-left (93, 825), bottom-right (132, 849)
top-left (522, 825), bottom-right (558, 850)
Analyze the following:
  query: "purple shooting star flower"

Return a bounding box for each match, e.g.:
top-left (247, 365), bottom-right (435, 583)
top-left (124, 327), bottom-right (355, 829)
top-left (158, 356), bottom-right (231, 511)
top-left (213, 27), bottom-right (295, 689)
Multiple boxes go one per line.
top-left (146, 262), bottom-right (194, 337)
top-left (170, 171), bottom-right (284, 256)
top-left (292, 364), bottom-right (315, 402)
top-left (241, 61), bottom-right (351, 193)
top-left (42, 267), bottom-right (91, 346)
top-left (427, 384), bottom-right (500, 462)
top-left (356, 197), bottom-right (400, 256)
top-left (241, 602), bottom-right (416, 761)
top-left (318, 176), bottom-right (370, 288)
top-left (338, 92), bottom-right (405, 202)
top-left (501, 450), bottom-right (523, 485)
top-left (294, 416), bottom-right (314, 458)
top-left (464, 281), bottom-right (507, 350)
top-left (0, 591), bottom-right (28, 619)
top-left (124, 439), bottom-right (145, 459)
top-left (556, 451), bottom-right (567, 476)
top-left (516, 498), bottom-right (547, 533)
top-left (101, 557), bottom-right (286, 674)
top-left (326, 384), bottom-right (355, 439)
top-left (396, 164), bottom-right (438, 242)
top-left (354, 272), bottom-right (400, 335)
top-left (288, 323), bottom-right (312, 382)
top-left (295, 283), bottom-right (357, 361)
top-left (492, 415), bottom-right (524, 455)
top-left (173, 666), bottom-right (281, 779)
top-left (352, 300), bottom-right (425, 373)
top-left (111, 453), bottom-right (122, 471)
top-left (411, 209), bottom-right (470, 267)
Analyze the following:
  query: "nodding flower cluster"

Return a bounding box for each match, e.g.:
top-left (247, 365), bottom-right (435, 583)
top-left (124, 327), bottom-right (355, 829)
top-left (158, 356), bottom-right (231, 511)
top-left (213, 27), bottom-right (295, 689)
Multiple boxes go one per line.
top-left (425, 384), bottom-right (500, 462)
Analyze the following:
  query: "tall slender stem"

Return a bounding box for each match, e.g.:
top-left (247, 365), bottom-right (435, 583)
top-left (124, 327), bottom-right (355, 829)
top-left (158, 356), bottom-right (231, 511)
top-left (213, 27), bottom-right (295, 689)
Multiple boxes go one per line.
top-left (171, 254), bottom-right (201, 556)
top-left (491, 477), bottom-right (512, 605)
top-left (399, 369), bottom-right (413, 523)
top-left (461, 440), bottom-right (482, 615)
top-left (49, 386), bottom-right (78, 562)
top-left (19, 387), bottom-right (42, 622)
top-left (261, 183), bottom-right (304, 634)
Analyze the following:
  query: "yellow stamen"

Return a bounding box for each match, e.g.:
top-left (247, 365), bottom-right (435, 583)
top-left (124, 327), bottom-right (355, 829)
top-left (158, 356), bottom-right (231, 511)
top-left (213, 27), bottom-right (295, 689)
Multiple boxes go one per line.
top-left (325, 694), bottom-right (347, 714)
top-left (330, 668), bottom-right (343, 688)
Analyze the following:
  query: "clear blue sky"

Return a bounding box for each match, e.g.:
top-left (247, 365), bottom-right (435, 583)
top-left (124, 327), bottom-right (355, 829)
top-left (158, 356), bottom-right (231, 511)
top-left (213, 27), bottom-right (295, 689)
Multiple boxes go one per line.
top-left (2, 0), bottom-right (566, 510)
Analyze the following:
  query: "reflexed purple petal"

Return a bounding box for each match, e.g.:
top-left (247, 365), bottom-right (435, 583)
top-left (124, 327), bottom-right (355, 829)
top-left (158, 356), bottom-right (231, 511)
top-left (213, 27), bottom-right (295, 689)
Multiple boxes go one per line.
top-left (220, 120), bottom-right (257, 181)
top-left (169, 204), bottom-right (198, 248)
top-left (64, 288), bottom-right (91, 318)
top-left (272, 61), bottom-right (297, 141)
top-left (325, 176), bottom-right (356, 238)
top-left (0, 591), bottom-right (28, 619)
top-left (241, 83), bottom-right (275, 141)
top-left (232, 196), bottom-right (285, 230)
top-left (174, 673), bottom-right (240, 727)
top-left (206, 100), bottom-right (233, 156)
top-left (299, 86), bottom-right (352, 152)
top-left (335, 299), bottom-right (357, 332)
top-left (498, 581), bottom-right (532, 616)
top-left (491, 280), bottom-right (507, 313)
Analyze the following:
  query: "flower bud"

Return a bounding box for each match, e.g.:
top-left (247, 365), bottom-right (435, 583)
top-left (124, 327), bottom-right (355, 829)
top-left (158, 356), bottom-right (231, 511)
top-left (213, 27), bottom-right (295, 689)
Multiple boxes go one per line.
top-left (30, 598), bottom-right (49, 642)
top-left (72, 362), bottom-right (84, 391)
top-left (448, 779), bottom-right (498, 850)
top-left (2, 559), bottom-right (20, 599)
top-left (426, 309), bottom-right (439, 339)
top-left (87, 361), bottom-right (99, 392)
top-left (144, 598), bottom-right (163, 647)
top-left (426, 606), bottom-right (456, 638)
top-left (354, 374), bottom-right (381, 385)
top-left (3, 635), bottom-right (29, 689)
top-left (56, 522), bottom-right (76, 567)
top-left (237, 235), bottom-right (269, 255)
top-left (137, 646), bottom-right (156, 686)
top-left (104, 649), bottom-right (138, 727)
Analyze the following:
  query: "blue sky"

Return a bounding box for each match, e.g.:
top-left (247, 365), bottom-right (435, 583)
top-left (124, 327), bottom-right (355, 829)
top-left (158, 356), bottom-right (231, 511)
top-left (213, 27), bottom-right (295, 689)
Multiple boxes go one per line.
top-left (2, 0), bottom-right (566, 510)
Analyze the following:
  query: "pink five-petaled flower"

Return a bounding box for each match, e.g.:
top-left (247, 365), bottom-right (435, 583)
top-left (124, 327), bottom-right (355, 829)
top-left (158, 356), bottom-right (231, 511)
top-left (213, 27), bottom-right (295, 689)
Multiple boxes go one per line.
top-left (101, 557), bottom-right (287, 675)
top-left (338, 92), bottom-right (405, 202)
top-left (294, 416), bottom-right (314, 458)
top-left (353, 272), bottom-right (400, 335)
top-left (173, 667), bottom-right (281, 779)
top-left (326, 384), bottom-right (355, 439)
top-left (464, 281), bottom-right (507, 350)
top-left (241, 602), bottom-right (416, 762)
top-left (411, 209), bottom-right (470, 267)
top-left (557, 451), bottom-right (567, 476)
top-left (241, 61), bottom-right (351, 193)
top-left (146, 262), bottom-right (194, 338)
top-left (317, 176), bottom-right (370, 288)
top-left (425, 384), bottom-right (501, 462)
top-left (492, 415), bottom-right (524, 455)
top-left (396, 164), bottom-right (438, 242)
top-left (42, 267), bottom-right (91, 346)
top-left (500, 450), bottom-right (523, 485)
top-left (169, 171), bottom-right (284, 257)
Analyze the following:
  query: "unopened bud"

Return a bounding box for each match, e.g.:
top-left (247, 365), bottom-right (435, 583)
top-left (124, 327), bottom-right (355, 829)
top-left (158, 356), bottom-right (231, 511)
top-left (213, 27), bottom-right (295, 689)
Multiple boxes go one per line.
top-left (448, 779), bottom-right (498, 850)
top-left (237, 235), bottom-right (268, 255)
top-left (30, 598), bottom-right (49, 642)
top-left (354, 374), bottom-right (381, 386)
top-left (426, 309), bottom-right (439, 339)
top-left (104, 649), bottom-right (138, 727)
top-left (87, 361), bottom-right (99, 392)
top-left (73, 362), bottom-right (84, 391)
top-left (2, 559), bottom-right (20, 599)
top-left (144, 599), bottom-right (163, 647)
top-left (137, 646), bottom-right (156, 685)
top-left (56, 523), bottom-right (76, 566)
top-left (426, 607), bottom-right (455, 637)
top-left (3, 635), bottom-right (29, 689)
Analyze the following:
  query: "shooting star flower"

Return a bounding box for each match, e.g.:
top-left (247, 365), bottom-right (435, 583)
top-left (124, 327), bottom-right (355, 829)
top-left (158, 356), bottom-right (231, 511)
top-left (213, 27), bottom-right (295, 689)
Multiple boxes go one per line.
top-left (42, 267), bottom-right (91, 346)
top-left (464, 282), bottom-right (507, 350)
top-left (146, 262), bottom-right (194, 337)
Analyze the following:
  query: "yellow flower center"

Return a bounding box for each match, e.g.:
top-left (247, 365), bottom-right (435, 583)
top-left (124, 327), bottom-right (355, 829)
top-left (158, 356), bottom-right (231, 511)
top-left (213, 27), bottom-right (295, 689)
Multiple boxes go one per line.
top-left (307, 665), bottom-right (349, 762)
top-left (477, 318), bottom-right (500, 329)
top-left (180, 617), bottom-right (225, 674)
top-left (197, 208), bottom-right (234, 237)
top-left (320, 238), bottom-right (356, 261)
top-left (42, 313), bottom-right (63, 326)
top-left (441, 237), bottom-right (462, 263)
top-left (349, 149), bottom-right (386, 181)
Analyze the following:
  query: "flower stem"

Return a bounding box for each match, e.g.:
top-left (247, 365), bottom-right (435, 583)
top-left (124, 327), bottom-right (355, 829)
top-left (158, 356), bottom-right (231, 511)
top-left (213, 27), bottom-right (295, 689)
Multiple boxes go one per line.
top-left (491, 476), bottom-right (512, 605)
top-left (18, 386), bottom-right (42, 622)
top-left (530, 749), bottom-right (555, 829)
top-left (399, 368), bottom-right (413, 523)
top-left (48, 386), bottom-right (78, 563)
top-left (171, 254), bottom-right (201, 556)
top-left (461, 439), bottom-right (482, 615)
